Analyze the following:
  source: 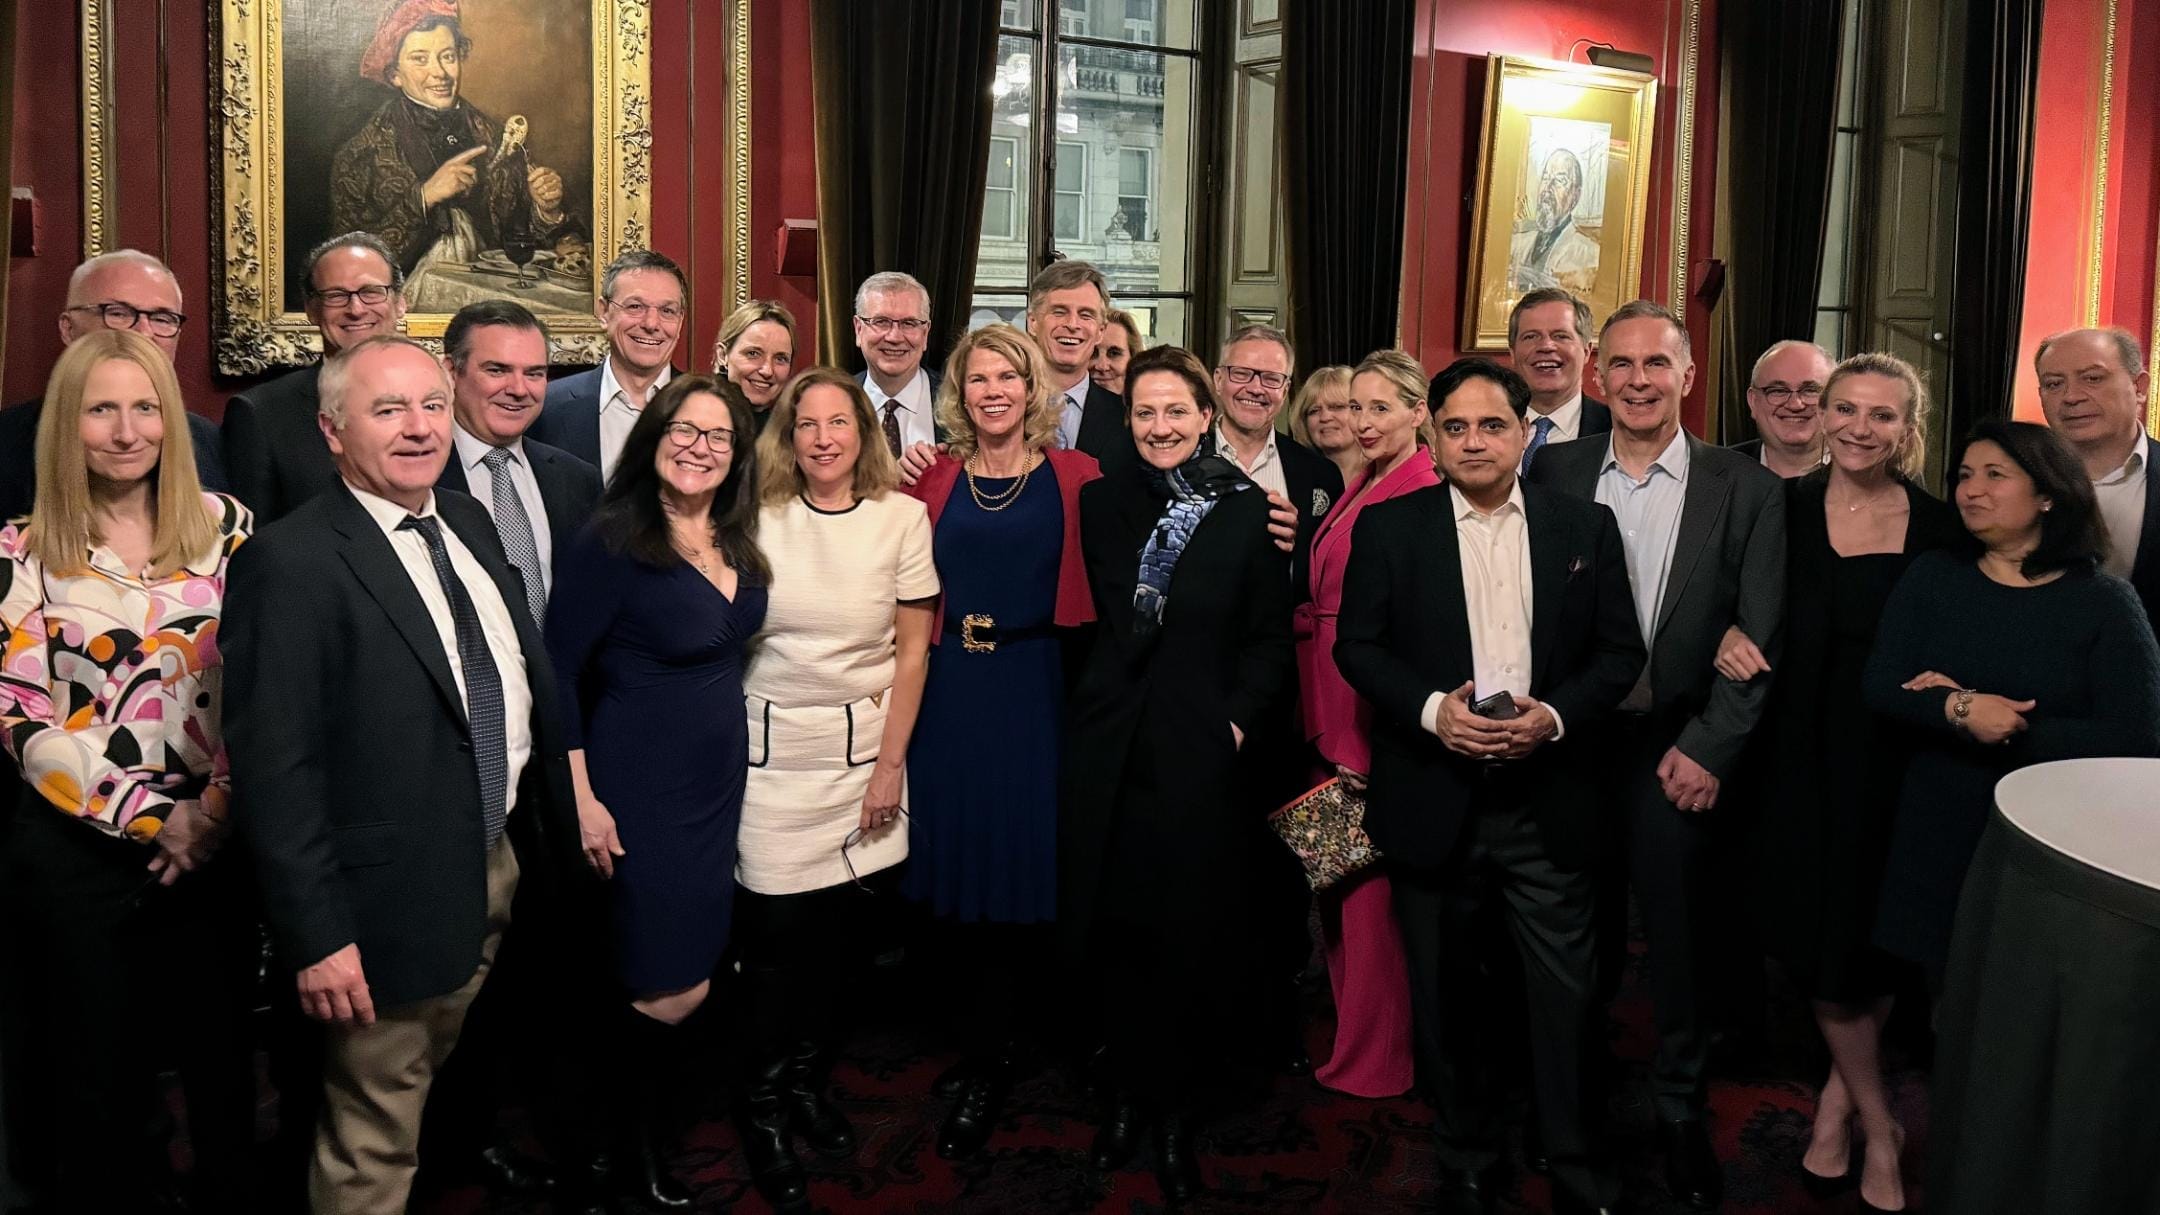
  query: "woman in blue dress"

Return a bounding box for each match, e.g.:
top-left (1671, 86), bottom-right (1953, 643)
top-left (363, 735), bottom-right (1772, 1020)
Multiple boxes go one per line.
top-left (902, 324), bottom-right (1101, 1159)
top-left (545, 374), bottom-right (769, 1209)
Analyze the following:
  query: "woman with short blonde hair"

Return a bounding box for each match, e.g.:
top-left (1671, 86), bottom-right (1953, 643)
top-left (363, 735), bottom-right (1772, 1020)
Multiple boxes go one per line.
top-left (713, 299), bottom-right (798, 425)
top-left (1287, 365), bottom-right (1358, 481)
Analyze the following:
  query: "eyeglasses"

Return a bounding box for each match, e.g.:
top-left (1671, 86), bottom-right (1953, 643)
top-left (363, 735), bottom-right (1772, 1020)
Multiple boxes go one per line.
top-left (609, 299), bottom-right (685, 324)
top-left (307, 284), bottom-right (395, 309)
top-left (664, 421), bottom-right (734, 452)
top-left (857, 316), bottom-right (928, 336)
top-left (1751, 383), bottom-right (1824, 407)
top-left (67, 302), bottom-right (186, 338)
top-left (841, 809), bottom-right (909, 891)
top-left (1222, 365), bottom-right (1290, 391)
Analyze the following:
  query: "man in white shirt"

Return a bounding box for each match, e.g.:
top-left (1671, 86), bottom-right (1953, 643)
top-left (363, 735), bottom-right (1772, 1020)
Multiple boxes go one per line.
top-left (1335, 357), bottom-right (1643, 1215)
top-left (530, 249), bottom-right (685, 479)
top-left (855, 271), bottom-right (948, 486)
top-left (1507, 288), bottom-right (1612, 473)
top-left (1733, 340), bottom-right (1832, 479)
top-left (1525, 300), bottom-right (1785, 1211)
top-left (2034, 327), bottom-right (2156, 610)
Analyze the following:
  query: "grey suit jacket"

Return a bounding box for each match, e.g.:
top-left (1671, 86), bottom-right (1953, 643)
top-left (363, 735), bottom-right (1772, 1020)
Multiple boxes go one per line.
top-left (1527, 430), bottom-right (1786, 776)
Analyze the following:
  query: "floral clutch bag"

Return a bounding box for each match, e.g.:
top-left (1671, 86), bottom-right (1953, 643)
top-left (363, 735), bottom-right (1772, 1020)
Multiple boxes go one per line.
top-left (1267, 778), bottom-right (1380, 892)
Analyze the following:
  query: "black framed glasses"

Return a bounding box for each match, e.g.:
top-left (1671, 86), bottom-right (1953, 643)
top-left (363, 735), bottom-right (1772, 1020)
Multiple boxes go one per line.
top-left (1751, 383), bottom-right (1825, 406)
top-left (664, 420), bottom-right (734, 452)
top-left (1221, 364), bottom-right (1290, 391)
top-left (306, 284), bottom-right (396, 309)
top-left (67, 302), bottom-right (186, 338)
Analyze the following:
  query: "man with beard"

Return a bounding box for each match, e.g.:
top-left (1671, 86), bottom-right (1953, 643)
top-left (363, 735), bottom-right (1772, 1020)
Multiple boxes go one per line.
top-left (1732, 341), bottom-right (1832, 479)
top-left (330, 1), bottom-right (586, 281)
top-left (1508, 289), bottom-right (1611, 474)
top-left (1509, 148), bottom-right (1602, 296)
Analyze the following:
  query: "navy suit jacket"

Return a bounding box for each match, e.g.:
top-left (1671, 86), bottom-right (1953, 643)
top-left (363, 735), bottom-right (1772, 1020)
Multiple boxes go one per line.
top-left (221, 363), bottom-right (332, 524)
top-left (1580, 395), bottom-right (1614, 438)
top-left (530, 365), bottom-right (607, 469)
top-left (435, 436), bottom-right (603, 582)
top-left (0, 396), bottom-right (227, 521)
top-left (1072, 381), bottom-right (1133, 473)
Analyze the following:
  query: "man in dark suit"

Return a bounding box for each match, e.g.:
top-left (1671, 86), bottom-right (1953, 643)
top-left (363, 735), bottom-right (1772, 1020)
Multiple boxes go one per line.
top-left (1509, 288), bottom-right (1612, 477)
top-left (529, 249), bottom-right (686, 481)
top-left (223, 336), bottom-right (580, 1214)
top-left (220, 232), bottom-right (409, 523)
top-left (0, 250), bottom-right (227, 519)
top-left (1338, 358), bottom-right (1645, 1215)
top-left (2034, 327), bottom-right (2160, 633)
top-left (1528, 300), bottom-right (1785, 1211)
top-left (1027, 259), bottom-right (1131, 471)
top-left (1729, 340), bottom-right (1832, 478)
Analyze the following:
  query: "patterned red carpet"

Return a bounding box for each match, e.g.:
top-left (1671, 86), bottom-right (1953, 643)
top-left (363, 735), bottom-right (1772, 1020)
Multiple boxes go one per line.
top-left (417, 939), bottom-right (1933, 1215)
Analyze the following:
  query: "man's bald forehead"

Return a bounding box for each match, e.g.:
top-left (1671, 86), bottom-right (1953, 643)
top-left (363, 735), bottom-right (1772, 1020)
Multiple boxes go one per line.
top-left (68, 255), bottom-right (183, 310)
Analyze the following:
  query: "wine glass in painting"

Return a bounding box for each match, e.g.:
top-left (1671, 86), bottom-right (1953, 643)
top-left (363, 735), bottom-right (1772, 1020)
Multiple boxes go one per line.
top-left (502, 228), bottom-right (538, 289)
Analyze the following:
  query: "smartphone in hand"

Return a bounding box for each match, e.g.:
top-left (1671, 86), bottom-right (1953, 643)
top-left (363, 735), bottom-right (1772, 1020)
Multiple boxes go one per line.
top-left (1468, 688), bottom-right (1522, 721)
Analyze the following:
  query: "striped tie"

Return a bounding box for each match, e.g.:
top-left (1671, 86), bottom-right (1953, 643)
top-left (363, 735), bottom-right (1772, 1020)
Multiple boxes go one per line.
top-left (398, 516), bottom-right (509, 846)
top-left (481, 447), bottom-right (548, 627)
top-left (1520, 414), bottom-right (1556, 474)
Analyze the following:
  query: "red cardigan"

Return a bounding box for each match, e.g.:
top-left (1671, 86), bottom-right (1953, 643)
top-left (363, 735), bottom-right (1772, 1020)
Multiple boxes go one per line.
top-left (904, 447), bottom-right (1102, 636)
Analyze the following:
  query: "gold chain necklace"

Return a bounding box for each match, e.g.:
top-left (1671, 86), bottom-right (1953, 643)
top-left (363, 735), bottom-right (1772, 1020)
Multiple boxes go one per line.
top-left (965, 450), bottom-right (1036, 512)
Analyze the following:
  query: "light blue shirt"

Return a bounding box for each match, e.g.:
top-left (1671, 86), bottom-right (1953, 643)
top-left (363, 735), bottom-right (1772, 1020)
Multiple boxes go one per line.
top-left (1055, 380), bottom-right (1089, 449)
top-left (1594, 428), bottom-right (1691, 639)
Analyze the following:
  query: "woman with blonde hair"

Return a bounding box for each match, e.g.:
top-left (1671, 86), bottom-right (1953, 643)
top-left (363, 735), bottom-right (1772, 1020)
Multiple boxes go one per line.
top-left (0, 330), bottom-right (257, 1209)
top-left (713, 299), bottom-right (798, 433)
top-left (1292, 348), bottom-right (1434, 1099)
top-left (732, 366), bottom-right (937, 1208)
top-left (1089, 308), bottom-right (1145, 398)
top-left (1287, 365), bottom-right (1361, 483)
top-left (899, 324), bottom-right (1102, 1158)
top-left (1714, 351), bottom-right (1960, 1210)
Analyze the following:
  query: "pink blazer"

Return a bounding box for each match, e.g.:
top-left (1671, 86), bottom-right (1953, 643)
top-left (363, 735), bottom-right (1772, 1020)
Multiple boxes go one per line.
top-left (1294, 453), bottom-right (1442, 773)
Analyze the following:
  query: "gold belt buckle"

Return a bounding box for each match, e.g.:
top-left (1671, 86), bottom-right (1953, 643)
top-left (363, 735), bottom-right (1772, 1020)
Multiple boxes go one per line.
top-left (960, 613), bottom-right (997, 653)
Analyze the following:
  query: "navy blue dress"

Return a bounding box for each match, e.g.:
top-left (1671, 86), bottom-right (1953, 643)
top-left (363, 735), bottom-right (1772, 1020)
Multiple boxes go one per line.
top-left (904, 468), bottom-right (1063, 923)
top-left (546, 527), bottom-right (768, 993)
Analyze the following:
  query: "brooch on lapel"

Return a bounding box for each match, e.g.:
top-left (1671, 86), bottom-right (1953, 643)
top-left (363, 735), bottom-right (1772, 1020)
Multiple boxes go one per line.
top-left (1311, 489), bottom-right (1332, 517)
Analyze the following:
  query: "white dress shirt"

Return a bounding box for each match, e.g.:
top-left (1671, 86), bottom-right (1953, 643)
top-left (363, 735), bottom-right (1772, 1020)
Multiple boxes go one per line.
top-left (451, 423), bottom-right (555, 597)
top-left (1213, 421), bottom-right (1288, 498)
top-left (864, 368), bottom-right (937, 449)
top-left (1530, 393), bottom-right (1585, 443)
top-left (1054, 378), bottom-right (1090, 450)
top-left (1595, 429), bottom-right (1691, 640)
top-left (597, 356), bottom-right (673, 483)
top-left (348, 483), bottom-right (534, 817)
top-left (1418, 483), bottom-right (1566, 740)
top-left (2093, 434), bottom-right (2149, 580)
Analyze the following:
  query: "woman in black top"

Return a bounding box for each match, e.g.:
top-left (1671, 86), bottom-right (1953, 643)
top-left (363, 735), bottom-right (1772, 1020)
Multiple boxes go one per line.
top-left (1862, 419), bottom-right (2160, 1202)
top-left (1717, 354), bottom-right (1961, 1209)
top-left (1060, 346), bottom-right (1292, 1204)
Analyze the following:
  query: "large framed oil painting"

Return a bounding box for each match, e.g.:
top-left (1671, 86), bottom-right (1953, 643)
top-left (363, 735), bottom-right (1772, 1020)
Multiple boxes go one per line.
top-left (1462, 55), bottom-right (1658, 352)
top-left (211, 0), bottom-right (662, 372)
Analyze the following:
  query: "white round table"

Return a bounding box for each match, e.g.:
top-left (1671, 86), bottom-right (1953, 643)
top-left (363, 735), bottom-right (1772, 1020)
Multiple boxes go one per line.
top-left (1930, 758), bottom-right (2160, 1214)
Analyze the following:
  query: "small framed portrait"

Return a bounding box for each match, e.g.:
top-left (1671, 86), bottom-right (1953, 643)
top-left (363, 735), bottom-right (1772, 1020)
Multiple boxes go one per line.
top-left (1462, 56), bottom-right (1658, 352)
top-left (213, 0), bottom-right (657, 372)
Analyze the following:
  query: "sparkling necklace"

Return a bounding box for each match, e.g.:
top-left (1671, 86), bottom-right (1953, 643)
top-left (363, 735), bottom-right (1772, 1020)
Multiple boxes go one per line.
top-left (965, 449), bottom-right (1036, 512)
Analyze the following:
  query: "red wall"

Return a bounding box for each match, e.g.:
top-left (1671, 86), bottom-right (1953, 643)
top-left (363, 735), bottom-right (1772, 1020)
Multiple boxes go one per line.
top-left (4, 0), bottom-right (823, 416)
top-left (1400, 0), bottom-right (1722, 432)
top-left (2105, 0), bottom-right (2160, 390)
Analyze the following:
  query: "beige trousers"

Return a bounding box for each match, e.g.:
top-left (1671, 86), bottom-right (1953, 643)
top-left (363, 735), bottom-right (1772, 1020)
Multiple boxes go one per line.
top-left (308, 835), bottom-right (519, 1215)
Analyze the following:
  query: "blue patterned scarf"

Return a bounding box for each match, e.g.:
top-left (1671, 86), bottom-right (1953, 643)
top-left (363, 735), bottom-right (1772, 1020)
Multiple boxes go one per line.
top-left (1133, 453), bottom-right (1252, 636)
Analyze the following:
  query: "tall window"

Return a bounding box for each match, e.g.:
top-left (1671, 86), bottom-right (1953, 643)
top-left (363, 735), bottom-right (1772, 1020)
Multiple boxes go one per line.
top-left (1814, 0), bottom-right (1867, 356)
top-left (970, 0), bottom-right (1204, 346)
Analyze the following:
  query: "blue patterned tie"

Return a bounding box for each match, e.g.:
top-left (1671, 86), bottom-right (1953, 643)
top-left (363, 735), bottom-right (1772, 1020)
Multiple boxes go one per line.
top-left (1521, 414), bottom-right (1556, 474)
top-left (398, 516), bottom-right (509, 846)
top-left (480, 447), bottom-right (548, 627)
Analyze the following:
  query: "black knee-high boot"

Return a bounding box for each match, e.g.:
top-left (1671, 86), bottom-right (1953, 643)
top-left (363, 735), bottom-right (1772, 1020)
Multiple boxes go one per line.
top-left (617, 1006), bottom-right (694, 1210)
top-left (781, 1039), bottom-right (856, 1156)
top-left (736, 1049), bottom-right (810, 1210)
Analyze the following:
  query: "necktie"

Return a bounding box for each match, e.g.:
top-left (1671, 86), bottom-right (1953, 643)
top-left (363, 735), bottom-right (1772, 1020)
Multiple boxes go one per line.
top-left (398, 516), bottom-right (509, 847)
top-left (1521, 415), bottom-right (1556, 474)
top-left (881, 400), bottom-right (905, 458)
top-left (480, 447), bottom-right (548, 627)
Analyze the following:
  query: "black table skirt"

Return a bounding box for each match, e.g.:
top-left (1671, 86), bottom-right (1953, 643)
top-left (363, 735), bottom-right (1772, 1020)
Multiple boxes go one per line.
top-left (1931, 805), bottom-right (2160, 1214)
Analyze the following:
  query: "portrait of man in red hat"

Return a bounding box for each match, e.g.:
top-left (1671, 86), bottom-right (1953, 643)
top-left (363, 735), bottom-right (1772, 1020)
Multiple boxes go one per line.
top-left (325, 0), bottom-right (594, 312)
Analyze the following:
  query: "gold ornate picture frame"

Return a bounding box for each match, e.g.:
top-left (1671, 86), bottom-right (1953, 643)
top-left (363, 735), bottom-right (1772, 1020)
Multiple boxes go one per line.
top-left (211, 0), bottom-right (660, 374)
top-left (1461, 55), bottom-right (1657, 352)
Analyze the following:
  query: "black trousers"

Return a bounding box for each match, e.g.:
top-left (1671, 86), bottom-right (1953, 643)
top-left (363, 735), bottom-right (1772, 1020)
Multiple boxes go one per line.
top-left (1392, 778), bottom-right (1615, 1207)
top-left (1598, 713), bottom-right (1715, 1120)
top-left (734, 869), bottom-right (899, 1066)
top-left (0, 805), bottom-right (258, 1212)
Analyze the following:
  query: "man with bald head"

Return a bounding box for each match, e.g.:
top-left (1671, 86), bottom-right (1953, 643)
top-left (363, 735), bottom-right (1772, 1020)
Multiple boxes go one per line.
top-left (222, 231), bottom-right (411, 522)
top-left (2035, 327), bottom-right (2159, 627)
top-left (1732, 340), bottom-right (1834, 478)
top-left (0, 250), bottom-right (228, 518)
top-left (224, 335), bottom-right (578, 1213)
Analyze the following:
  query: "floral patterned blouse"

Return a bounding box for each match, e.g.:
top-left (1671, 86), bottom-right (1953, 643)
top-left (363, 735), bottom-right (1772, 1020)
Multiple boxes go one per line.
top-left (0, 493), bottom-right (251, 840)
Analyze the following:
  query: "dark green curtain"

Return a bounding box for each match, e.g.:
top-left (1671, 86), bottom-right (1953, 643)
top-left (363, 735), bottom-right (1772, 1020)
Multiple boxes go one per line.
top-left (1950, 0), bottom-right (2043, 428)
top-left (1719, 0), bottom-right (1845, 444)
top-left (1280, 0), bottom-right (1416, 371)
top-left (808, 1), bottom-right (1001, 372)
